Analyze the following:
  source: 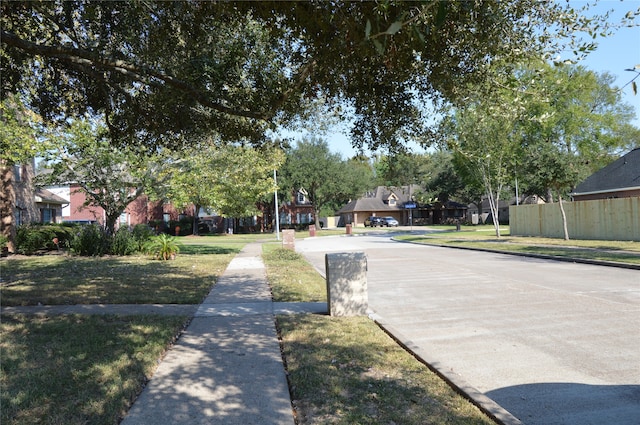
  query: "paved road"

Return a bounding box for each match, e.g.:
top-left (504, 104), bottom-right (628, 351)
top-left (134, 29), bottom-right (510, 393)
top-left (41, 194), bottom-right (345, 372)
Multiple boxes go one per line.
top-left (295, 232), bottom-right (640, 425)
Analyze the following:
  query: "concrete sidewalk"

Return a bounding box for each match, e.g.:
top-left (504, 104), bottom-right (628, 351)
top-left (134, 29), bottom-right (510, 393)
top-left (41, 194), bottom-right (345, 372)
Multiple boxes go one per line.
top-left (118, 242), bottom-right (323, 425)
top-left (2, 242), bottom-right (326, 424)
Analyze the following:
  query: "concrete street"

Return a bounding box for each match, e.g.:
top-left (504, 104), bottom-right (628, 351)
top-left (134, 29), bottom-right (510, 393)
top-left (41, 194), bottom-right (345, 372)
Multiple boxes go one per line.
top-left (296, 231), bottom-right (640, 425)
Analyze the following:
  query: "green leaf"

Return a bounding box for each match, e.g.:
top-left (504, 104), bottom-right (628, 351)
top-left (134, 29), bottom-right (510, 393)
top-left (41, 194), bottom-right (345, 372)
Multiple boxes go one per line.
top-left (365, 19), bottom-right (372, 39)
top-left (373, 39), bottom-right (384, 54)
top-left (385, 21), bottom-right (403, 35)
top-left (633, 81), bottom-right (637, 96)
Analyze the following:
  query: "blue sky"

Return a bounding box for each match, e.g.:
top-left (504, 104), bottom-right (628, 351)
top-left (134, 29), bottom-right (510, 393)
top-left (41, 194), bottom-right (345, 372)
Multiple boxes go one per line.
top-left (320, 1), bottom-right (640, 158)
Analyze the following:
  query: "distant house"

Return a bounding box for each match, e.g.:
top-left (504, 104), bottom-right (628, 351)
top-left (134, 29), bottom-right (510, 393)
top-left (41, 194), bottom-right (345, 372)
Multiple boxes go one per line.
top-left (571, 148), bottom-right (640, 201)
top-left (34, 188), bottom-right (68, 223)
top-left (4, 160), bottom-right (67, 230)
top-left (278, 188), bottom-right (315, 228)
top-left (47, 183), bottom-right (189, 229)
top-left (336, 185), bottom-right (467, 226)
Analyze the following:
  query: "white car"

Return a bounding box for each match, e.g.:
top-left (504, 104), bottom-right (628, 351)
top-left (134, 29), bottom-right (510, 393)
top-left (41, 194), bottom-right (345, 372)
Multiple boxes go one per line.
top-left (381, 217), bottom-right (399, 227)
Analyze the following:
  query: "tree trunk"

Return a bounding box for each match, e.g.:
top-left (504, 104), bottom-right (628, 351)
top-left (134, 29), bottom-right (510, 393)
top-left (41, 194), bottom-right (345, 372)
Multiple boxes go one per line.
top-left (314, 205), bottom-right (321, 230)
top-left (105, 213), bottom-right (118, 236)
top-left (192, 204), bottom-right (201, 236)
top-left (0, 164), bottom-right (16, 253)
top-left (558, 192), bottom-right (569, 240)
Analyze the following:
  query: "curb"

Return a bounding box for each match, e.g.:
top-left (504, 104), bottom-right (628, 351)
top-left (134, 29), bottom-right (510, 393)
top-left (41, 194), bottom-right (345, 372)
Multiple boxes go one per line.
top-left (368, 312), bottom-right (523, 425)
top-left (392, 237), bottom-right (640, 270)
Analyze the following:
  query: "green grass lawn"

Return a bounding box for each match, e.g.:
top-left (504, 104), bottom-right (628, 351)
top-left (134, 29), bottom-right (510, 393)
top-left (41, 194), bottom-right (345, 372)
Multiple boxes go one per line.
top-left (0, 234), bottom-right (265, 425)
top-left (1, 234), bottom-right (272, 306)
top-left (262, 243), bottom-right (327, 302)
top-left (1, 314), bottom-right (187, 425)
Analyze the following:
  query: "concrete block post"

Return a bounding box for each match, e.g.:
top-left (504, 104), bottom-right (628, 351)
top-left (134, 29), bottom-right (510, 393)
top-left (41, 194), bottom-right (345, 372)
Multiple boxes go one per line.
top-left (325, 252), bottom-right (368, 316)
top-left (282, 229), bottom-right (295, 250)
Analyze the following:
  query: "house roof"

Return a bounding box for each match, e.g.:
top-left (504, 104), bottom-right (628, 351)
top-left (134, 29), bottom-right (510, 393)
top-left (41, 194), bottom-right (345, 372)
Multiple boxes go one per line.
top-left (35, 188), bottom-right (69, 205)
top-left (336, 185), bottom-right (420, 214)
top-left (572, 148), bottom-right (640, 196)
top-left (336, 185), bottom-right (467, 214)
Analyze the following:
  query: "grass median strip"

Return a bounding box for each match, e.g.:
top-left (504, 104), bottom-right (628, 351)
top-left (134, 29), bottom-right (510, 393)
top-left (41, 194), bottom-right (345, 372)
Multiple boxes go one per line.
top-left (262, 243), bottom-right (496, 424)
top-left (278, 314), bottom-right (494, 425)
top-left (0, 313), bottom-right (188, 425)
top-left (396, 226), bottom-right (640, 265)
top-left (262, 243), bottom-right (327, 302)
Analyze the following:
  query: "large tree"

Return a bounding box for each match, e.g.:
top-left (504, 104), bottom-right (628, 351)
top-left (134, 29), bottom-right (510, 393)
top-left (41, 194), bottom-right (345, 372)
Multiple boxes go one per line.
top-left (161, 144), bottom-right (284, 234)
top-left (446, 63), bottom-right (637, 239)
top-left (1, 1), bottom-right (623, 152)
top-left (517, 64), bottom-right (637, 239)
top-left (40, 118), bottom-right (161, 235)
top-left (280, 139), bottom-right (372, 228)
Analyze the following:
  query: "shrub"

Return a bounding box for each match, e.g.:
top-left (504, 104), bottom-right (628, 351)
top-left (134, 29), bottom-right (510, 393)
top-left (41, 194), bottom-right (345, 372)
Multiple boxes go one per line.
top-left (111, 227), bottom-right (139, 256)
top-left (132, 224), bottom-right (155, 250)
top-left (70, 224), bottom-right (110, 256)
top-left (15, 224), bottom-right (74, 255)
top-left (144, 234), bottom-right (181, 260)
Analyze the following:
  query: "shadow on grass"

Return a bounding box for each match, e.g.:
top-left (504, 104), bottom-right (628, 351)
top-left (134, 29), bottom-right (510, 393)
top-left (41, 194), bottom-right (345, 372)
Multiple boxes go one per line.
top-left (278, 314), bottom-right (494, 425)
top-left (0, 254), bottom-right (226, 306)
top-left (0, 313), bottom-right (187, 425)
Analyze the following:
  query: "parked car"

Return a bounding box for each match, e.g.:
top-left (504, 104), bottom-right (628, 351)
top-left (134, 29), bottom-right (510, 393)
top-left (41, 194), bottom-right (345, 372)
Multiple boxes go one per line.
top-left (381, 216), bottom-right (399, 227)
top-left (364, 216), bottom-right (384, 227)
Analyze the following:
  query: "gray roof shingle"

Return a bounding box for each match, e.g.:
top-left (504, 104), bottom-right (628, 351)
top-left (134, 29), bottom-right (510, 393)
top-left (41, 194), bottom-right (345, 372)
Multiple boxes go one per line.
top-left (572, 148), bottom-right (640, 195)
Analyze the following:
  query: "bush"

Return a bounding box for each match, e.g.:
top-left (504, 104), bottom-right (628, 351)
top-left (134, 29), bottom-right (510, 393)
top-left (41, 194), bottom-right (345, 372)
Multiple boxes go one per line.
top-left (111, 227), bottom-right (139, 256)
top-left (132, 224), bottom-right (155, 250)
top-left (70, 224), bottom-right (111, 256)
top-left (15, 224), bottom-right (75, 255)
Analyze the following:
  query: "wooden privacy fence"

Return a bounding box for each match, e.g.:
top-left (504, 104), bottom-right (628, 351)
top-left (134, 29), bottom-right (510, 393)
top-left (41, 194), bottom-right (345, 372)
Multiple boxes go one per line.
top-left (509, 197), bottom-right (640, 241)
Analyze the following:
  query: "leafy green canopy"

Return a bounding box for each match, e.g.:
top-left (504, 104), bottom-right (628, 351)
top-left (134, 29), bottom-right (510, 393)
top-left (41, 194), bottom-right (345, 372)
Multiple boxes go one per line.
top-left (1, 1), bottom-right (619, 152)
top-left (280, 139), bottom-right (372, 222)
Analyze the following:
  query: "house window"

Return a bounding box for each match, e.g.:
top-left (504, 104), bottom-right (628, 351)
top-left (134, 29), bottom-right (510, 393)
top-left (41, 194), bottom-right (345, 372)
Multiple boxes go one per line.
top-left (40, 208), bottom-right (56, 223)
top-left (297, 192), bottom-right (306, 204)
top-left (388, 198), bottom-right (396, 206)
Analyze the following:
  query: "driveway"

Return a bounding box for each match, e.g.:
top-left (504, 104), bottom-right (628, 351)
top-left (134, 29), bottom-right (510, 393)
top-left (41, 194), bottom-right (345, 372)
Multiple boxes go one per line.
top-left (295, 232), bottom-right (640, 425)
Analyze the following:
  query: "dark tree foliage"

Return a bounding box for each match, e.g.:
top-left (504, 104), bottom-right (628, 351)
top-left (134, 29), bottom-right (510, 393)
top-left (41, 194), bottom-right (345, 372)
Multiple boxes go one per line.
top-left (2, 1), bottom-right (616, 151)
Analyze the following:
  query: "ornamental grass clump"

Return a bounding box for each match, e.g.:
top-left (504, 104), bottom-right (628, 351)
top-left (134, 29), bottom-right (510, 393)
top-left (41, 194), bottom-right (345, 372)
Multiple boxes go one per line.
top-left (144, 234), bottom-right (182, 260)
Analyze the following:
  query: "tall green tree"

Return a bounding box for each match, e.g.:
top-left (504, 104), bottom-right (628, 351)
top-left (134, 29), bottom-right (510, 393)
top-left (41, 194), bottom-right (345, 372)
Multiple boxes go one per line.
top-left (161, 144), bottom-right (284, 234)
top-left (517, 64), bottom-right (637, 239)
top-left (373, 152), bottom-right (432, 188)
top-left (40, 118), bottom-right (161, 235)
top-left (446, 102), bottom-right (520, 237)
top-left (446, 63), bottom-right (638, 239)
top-left (2, 1), bottom-right (624, 152)
top-left (280, 139), bottom-right (372, 228)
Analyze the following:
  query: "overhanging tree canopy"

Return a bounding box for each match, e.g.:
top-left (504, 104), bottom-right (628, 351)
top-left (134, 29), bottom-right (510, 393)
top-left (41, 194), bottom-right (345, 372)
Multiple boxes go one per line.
top-left (1, 1), bottom-right (622, 152)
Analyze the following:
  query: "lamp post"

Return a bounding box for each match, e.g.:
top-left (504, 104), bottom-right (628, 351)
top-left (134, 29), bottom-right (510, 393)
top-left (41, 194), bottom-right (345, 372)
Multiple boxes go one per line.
top-left (274, 169), bottom-right (280, 241)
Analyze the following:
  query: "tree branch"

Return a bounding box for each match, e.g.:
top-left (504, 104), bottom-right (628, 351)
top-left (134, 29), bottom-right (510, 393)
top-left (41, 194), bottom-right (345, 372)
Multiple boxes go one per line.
top-left (2, 30), bottom-right (277, 121)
